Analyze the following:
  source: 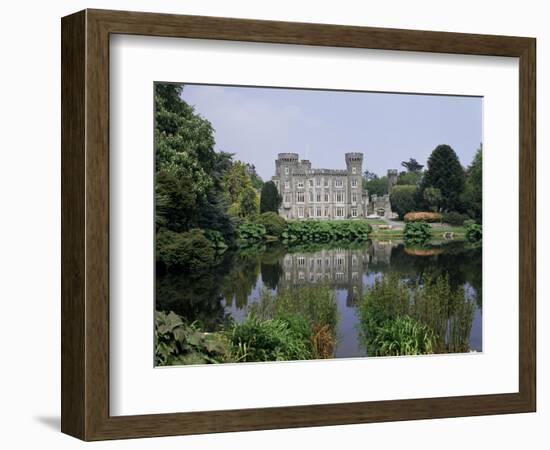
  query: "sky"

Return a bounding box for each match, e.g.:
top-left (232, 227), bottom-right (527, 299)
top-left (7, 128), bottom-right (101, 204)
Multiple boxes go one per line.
top-left (180, 84), bottom-right (482, 181)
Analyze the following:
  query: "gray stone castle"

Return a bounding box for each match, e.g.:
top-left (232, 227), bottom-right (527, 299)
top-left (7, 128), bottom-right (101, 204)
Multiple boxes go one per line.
top-left (271, 152), bottom-right (396, 220)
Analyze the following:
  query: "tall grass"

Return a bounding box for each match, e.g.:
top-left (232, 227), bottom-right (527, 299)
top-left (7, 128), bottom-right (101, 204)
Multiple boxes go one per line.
top-left (358, 273), bottom-right (475, 356)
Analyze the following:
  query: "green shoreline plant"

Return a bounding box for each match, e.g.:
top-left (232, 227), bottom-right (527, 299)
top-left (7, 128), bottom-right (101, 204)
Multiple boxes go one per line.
top-left (358, 273), bottom-right (475, 356)
top-left (155, 285), bottom-right (339, 365)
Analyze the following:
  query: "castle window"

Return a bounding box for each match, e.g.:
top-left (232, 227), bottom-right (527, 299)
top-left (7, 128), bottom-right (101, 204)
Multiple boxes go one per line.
top-left (309, 179), bottom-right (314, 187)
top-left (324, 179), bottom-right (330, 187)
top-left (316, 192), bottom-right (321, 202)
top-left (316, 178), bottom-right (321, 187)
top-left (352, 167), bottom-right (357, 174)
top-left (316, 207), bottom-right (322, 217)
top-left (352, 193), bottom-right (357, 203)
top-left (335, 179), bottom-right (343, 188)
top-left (335, 192), bottom-right (344, 203)
top-left (284, 181), bottom-right (290, 189)
top-left (336, 207), bottom-right (344, 217)
top-left (352, 208), bottom-right (358, 217)
top-left (284, 166), bottom-right (289, 175)
top-left (309, 192), bottom-right (314, 202)
top-left (324, 193), bottom-right (329, 202)
top-left (297, 192), bottom-right (305, 203)
top-left (297, 181), bottom-right (304, 188)
top-left (351, 179), bottom-right (358, 187)
top-left (297, 207), bottom-right (304, 218)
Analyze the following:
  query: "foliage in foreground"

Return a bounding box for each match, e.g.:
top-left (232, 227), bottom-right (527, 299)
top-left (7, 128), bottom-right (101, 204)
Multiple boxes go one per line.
top-left (155, 311), bottom-right (233, 365)
top-left (368, 316), bottom-right (436, 356)
top-left (156, 285), bottom-right (339, 365)
top-left (358, 273), bottom-right (475, 356)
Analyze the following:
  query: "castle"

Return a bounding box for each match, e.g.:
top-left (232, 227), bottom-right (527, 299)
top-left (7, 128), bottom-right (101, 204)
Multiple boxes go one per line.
top-left (271, 152), bottom-right (396, 220)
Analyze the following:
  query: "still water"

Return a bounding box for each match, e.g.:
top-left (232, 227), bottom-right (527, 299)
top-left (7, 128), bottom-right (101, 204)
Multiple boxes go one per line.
top-left (156, 240), bottom-right (482, 358)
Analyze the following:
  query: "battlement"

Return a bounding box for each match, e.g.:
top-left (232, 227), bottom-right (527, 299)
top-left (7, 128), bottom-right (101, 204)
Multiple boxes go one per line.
top-left (345, 152), bottom-right (364, 162)
top-left (277, 153), bottom-right (299, 162)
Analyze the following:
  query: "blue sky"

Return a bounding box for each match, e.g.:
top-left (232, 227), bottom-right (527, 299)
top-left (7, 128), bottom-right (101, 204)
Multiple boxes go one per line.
top-left (180, 84), bottom-right (482, 181)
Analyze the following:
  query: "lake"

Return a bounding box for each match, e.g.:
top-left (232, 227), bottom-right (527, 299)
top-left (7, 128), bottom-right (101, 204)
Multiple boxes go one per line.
top-left (156, 239), bottom-right (482, 358)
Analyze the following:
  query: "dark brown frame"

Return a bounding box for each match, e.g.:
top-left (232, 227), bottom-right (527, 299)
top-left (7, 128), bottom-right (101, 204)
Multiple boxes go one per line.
top-left (61, 9), bottom-right (536, 441)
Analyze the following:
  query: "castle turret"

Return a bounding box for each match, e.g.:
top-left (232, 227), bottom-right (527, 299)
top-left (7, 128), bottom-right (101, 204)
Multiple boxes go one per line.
top-left (387, 169), bottom-right (398, 194)
top-left (345, 152), bottom-right (363, 175)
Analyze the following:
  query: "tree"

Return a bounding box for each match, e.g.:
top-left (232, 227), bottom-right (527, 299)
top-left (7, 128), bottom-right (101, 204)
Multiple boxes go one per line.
top-left (260, 181), bottom-right (282, 213)
top-left (239, 185), bottom-right (260, 218)
top-left (363, 175), bottom-right (388, 196)
top-left (390, 185), bottom-right (418, 219)
top-left (423, 187), bottom-right (442, 212)
top-left (401, 158), bottom-right (424, 173)
top-left (461, 145), bottom-right (482, 222)
top-left (397, 171), bottom-right (422, 186)
top-left (246, 163), bottom-right (264, 190)
top-left (363, 169), bottom-right (378, 181)
top-left (222, 161), bottom-right (253, 205)
top-left (155, 83), bottom-right (237, 246)
top-left (420, 145), bottom-right (465, 212)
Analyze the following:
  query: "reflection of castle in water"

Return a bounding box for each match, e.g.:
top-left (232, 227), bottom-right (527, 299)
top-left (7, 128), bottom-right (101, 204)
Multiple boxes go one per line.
top-left (279, 241), bottom-right (396, 306)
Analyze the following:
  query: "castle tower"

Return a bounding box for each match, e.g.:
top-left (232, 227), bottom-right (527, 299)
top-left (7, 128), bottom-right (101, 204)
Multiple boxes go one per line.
top-left (345, 152), bottom-right (363, 175)
top-left (387, 169), bottom-right (398, 194)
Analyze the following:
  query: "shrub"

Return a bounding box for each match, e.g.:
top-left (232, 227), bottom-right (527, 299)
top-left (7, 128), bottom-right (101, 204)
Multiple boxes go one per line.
top-left (465, 223), bottom-right (482, 244)
top-left (156, 228), bottom-right (215, 271)
top-left (390, 185), bottom-right (418, 219)
top-left (203, 229), bottom-right (228, 254)
top-left (155, 311), bottom-right (232, 365)
top-left (404, 211), bottom-right (442, 223)
top-left (255, 212), bottom-right (287, 237)
top-left (281, 220), bottom-right (371, 244)
top-left (463, 219), bottom-right (476, 228)
top-left (369, 316), bottom-right (436, 356)
top-left (403, 221), bottom-right (431, 245)
top-left (442, 211), bottom-right (470, 226)
top-left (248, 286), bottom-right (338, 359)
top-left (358, 274), bottom-right (476, 356)
top-left (229, 317), bottom-right (313, 362)
top-left (238, 221), bottom-right (267, 243)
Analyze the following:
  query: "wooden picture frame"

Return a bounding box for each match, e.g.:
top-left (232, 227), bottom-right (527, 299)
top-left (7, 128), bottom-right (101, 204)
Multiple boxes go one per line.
top-left (61, 8), bottom-right (536, 441)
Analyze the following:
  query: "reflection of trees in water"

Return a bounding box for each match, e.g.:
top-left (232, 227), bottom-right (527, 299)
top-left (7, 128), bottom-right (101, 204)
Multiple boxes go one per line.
top-left (156, 271), bottom-right (230, 331)
top-left (371, 241), bottom-right (482, 305)
top-left (156, 240), bottom-right (482, 334)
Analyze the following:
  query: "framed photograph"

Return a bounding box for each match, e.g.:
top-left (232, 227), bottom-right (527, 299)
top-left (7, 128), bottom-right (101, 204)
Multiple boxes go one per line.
top-left (61, 9), bottom-right (536, 440)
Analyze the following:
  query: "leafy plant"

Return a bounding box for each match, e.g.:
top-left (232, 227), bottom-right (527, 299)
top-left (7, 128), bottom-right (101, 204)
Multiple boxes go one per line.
top-left (281, 220), bottom-right (371, 244)
top-left (255, 212), bottom-right (287, 237)
top-left (403, 221), bottom-right (432, 246)
top-left (238, 221), bottom-right (267, 244)
top-left (204, 229), bottom-right (228, 254)
top-left (155, 311), bottom-right (232, 365)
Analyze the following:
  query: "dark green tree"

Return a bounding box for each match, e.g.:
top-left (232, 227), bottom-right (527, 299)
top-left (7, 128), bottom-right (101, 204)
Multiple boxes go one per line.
top-left (363, 174), bottom-right (388, 196)
top-left (401, 158), bottom-right (424, 172)
top-left (420, 145), bottom-right (465, 212)
top-left (390, 185), bottom-right (418, 219)
top-left (155, 83), bottom-right (236, 246)
top-left (260, 181), bottom-right (282, 213)
top-left (461, 145), bottom-right (482, 222)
